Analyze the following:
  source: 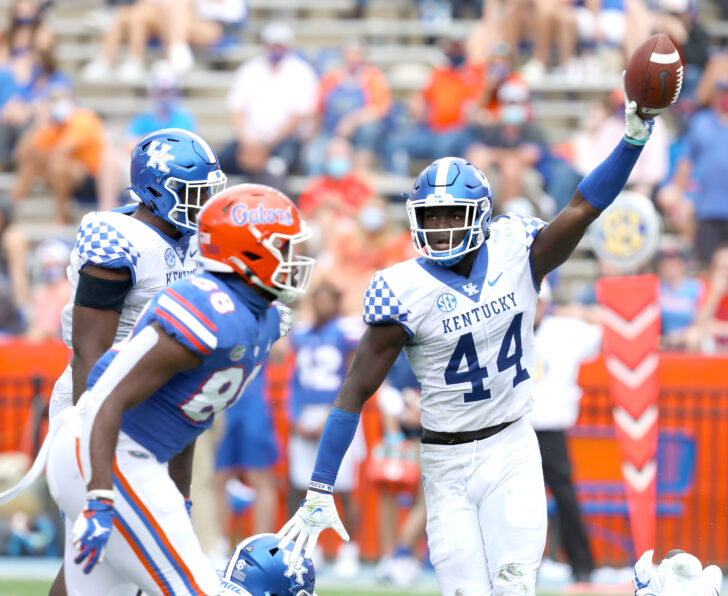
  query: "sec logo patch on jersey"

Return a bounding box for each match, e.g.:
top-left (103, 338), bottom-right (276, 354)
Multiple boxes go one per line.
top-left (437, 292), bottom-right (458, 313)
top-left (164, 247), bottom-right (177, 267)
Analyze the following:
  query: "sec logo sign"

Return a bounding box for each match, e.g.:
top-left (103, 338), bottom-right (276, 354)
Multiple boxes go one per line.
top-left (589, 191), bottom-right (660, 271)
top-left (436, 292), bottom-right (457, 312)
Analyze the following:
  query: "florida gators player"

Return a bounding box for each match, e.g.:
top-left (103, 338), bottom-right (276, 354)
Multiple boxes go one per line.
top-left (46, 127), bottom-right (225, 596)
top-left (44, 184), bottom-right (315, 595)
top-left (278, 93), bottom-right (657, 594)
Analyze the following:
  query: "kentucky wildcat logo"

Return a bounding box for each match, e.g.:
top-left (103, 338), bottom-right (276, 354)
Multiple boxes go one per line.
top-left (232, 204), bottom-right (293, 226)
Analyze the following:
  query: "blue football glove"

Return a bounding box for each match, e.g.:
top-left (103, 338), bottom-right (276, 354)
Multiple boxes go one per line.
top-left (71, 498), bottom-right (115, 574)
top-left (185, 497), bottom-right (192, 518)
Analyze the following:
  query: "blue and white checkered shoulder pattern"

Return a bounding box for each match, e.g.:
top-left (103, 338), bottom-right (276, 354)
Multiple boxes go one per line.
top-left (510, 213), bottom-right (547, 251)
top-left (75, 220), bottom-right (141, 272)
top-left (363, 273), bottom-right (409, 325)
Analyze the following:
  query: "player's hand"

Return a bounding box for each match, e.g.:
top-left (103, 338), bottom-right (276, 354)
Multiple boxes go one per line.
top-left (634, 549), bottom-right (659, 595)
top-left (276, 490), bottom-right (349, 565)
top-left (634, 549), bottom-right (723, 596)
top-left (623, 71), bottom-right (655, 146)
top-left (71, 498), bottom-right (115, 574)
top-left (274, 301), bottom-right (293, 338)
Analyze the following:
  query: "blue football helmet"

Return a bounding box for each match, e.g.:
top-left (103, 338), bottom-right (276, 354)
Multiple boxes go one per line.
top-left (221, 533), bottom-right (316, 596)
top-left (127, 128), bottom-right (227, 236)
top-left (404, 156), bottom-right (493, 267)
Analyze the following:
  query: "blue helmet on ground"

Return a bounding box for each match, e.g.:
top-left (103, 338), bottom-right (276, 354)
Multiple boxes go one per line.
top-left (127, 128), bottom-right (227, 236)
top-left (221, 533), bottom-right (316, 596)
top-left (404, 156), bottom-right (493, 267)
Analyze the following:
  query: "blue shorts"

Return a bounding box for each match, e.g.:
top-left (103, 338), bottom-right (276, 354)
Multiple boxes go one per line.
top-left (215, 372), bottom-right (279, 470)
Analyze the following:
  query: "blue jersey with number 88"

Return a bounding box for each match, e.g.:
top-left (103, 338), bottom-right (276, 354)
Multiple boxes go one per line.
top-left (88, 271), bottom-right (281, 462)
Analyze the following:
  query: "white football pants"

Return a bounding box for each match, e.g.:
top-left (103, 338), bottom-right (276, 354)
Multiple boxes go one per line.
top-left (45, 417), bottom-right (220, 596)
top-left (420, 417), bottom-right (547, 596)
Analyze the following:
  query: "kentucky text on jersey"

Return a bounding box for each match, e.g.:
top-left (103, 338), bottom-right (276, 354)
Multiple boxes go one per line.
top-left (441, 292), bottom-right (517, 334)
top-left (166, 268), bottom-right (196, 284)
top-left (232, 203), bottom-right (293, 226)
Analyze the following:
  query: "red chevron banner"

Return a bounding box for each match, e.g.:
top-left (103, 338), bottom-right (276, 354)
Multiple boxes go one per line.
top-left (596, 274), bottom-right (660, 559)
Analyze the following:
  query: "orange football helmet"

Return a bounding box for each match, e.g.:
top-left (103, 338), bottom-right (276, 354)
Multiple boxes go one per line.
top-left (197, 184), bottom-right (315, 303)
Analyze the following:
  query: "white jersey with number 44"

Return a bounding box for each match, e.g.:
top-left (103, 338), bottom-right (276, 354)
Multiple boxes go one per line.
top-left (363, 213), bottom-right (547, 433)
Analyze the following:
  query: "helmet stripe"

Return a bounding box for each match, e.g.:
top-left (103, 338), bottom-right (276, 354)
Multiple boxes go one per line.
top-left (434, 157), bottom-right (455, 188)
top-left (178, 130), bottom-right (217, 163)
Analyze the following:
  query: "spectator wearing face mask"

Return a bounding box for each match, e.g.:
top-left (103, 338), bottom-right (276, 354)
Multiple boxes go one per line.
top-left (303, 40), bottom-right (391, 175)
top-left (470, 41), bottom-right (527, 126)
top-left (383, 38), bottom-right (483, 175)
top-left (297, 137), bottom-right (374, 263)
top-left (466, 79), bottom-right (550, 214)
top-left (96, 61), bottom-right (196, 209)
top-left (11, 87), bottom-right (106, 223)
top-left (329, 195), bottom-right (415, 314)
top-left (660, 78), bottom-right (728, 265)
top-left (298, 136), bottom-right (374, 220)
top-left (26, 238), bottom-right (72, 341)
top-left (219, 21), bottom-right (319, 175)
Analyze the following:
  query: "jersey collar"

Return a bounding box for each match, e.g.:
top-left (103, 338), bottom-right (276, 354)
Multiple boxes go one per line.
top-left (217, 274), bottom-right (270, 317)
top-left (416, 244), bottom-right (488, 303)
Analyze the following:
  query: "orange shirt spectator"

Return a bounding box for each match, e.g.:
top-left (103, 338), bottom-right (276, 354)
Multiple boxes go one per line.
top-left (422, 62), bottom-right (484, 132)
top-left (33, 107), bottom-right (105, 176)
top-left (298, 171), bottom-right (374, 219)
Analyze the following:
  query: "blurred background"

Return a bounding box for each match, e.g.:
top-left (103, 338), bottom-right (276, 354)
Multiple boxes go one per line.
top-left (1, 0), bottom-right (728, 594)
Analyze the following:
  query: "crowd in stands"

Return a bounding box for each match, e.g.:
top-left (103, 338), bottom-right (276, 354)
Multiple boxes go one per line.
top-left (2, 0), bottom-right (728, 580)
top-left (0, 0), bottom-right (725, 350)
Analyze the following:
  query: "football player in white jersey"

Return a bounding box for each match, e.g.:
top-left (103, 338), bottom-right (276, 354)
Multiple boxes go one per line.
top-left (277, 94), bottom-right (658, 594)
top-left (47, 127), bottom-right (226, 596)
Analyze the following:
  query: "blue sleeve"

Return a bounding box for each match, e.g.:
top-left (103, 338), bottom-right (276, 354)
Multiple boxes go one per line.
top-left (310, 407), bottom-right (360, 491)
top-left (75, 218), bottom-right (140, 283)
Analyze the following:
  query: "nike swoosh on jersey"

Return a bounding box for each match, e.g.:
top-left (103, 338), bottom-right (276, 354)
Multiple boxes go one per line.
top-left (487, 272), bottom-right (503, 286)
top-left (189, 249), bottom-right (198, 258)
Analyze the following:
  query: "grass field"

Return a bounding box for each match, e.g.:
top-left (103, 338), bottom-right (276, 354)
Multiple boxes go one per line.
top-left (0, 579), bottom-right (629, 596)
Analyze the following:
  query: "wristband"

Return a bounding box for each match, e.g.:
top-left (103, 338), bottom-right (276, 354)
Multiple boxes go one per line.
top-left (309, 481), bottom-right (334, 494)
top-left (86, 489), bottom-right (115, 502)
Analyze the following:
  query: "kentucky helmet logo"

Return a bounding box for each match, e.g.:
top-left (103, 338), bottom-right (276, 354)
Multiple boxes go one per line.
top-left (146, 141), bottom-right (175, 173)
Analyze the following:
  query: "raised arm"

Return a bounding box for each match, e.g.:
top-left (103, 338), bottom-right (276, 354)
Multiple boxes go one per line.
top-left (530, 96), bottom-right (655, 286)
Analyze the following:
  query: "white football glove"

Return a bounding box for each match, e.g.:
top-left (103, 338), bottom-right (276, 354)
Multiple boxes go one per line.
top-left (274, 301), bottom-right (293, 338)
top-left (623, 71), bottom-right (655, 146)
top-left (634, 549), bottom-right (723, 596)
top-left (276, 490), bottom-right (349, 566)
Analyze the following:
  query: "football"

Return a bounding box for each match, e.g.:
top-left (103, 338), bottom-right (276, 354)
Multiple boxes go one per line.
top-left (624, 33), bottom-right (684, 120)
